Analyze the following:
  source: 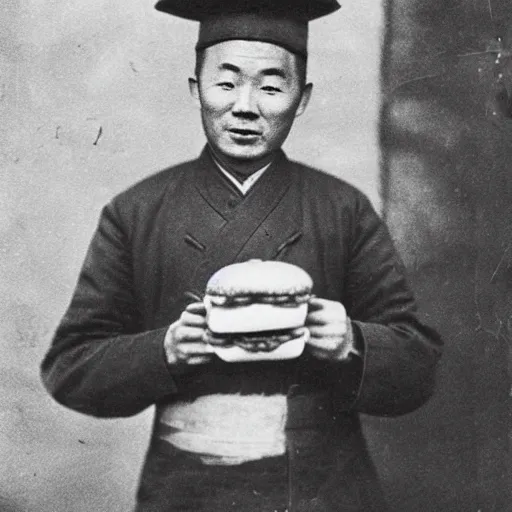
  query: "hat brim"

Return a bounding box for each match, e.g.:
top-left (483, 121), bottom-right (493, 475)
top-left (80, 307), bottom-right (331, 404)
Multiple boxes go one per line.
top-left (155, 0), bottom-right (341, 22)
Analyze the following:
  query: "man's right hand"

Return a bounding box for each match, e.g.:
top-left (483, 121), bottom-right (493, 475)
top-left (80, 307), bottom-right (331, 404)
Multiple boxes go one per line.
top-left (164, 302), bottom-right (215, 367)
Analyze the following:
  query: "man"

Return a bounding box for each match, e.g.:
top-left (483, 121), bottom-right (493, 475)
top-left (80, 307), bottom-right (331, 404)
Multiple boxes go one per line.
top-left (41, 0), bottom-right (443, 510)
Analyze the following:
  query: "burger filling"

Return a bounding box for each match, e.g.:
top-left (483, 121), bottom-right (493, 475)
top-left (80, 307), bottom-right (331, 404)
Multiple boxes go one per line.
top-left (207, 293), bottom-right (311, 307)
top-left (207, 328), bottom-right (304, 352)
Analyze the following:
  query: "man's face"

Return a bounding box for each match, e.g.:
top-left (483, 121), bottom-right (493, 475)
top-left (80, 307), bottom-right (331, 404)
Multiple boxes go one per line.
top-left (190, 40), bottom-right (312, 168)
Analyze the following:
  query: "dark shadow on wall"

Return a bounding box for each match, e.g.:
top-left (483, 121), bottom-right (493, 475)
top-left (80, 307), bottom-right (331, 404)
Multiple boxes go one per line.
top-left (364, 0), bottom-right (512, 511)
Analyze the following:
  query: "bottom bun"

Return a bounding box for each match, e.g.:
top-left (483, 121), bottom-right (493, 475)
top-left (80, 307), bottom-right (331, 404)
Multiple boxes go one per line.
top-left (209, 328), bottom-right (309, 363)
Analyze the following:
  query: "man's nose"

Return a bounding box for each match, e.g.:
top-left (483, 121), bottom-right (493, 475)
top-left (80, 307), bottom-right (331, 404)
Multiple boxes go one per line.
top-left (232, 85), bottom-right (258, 118)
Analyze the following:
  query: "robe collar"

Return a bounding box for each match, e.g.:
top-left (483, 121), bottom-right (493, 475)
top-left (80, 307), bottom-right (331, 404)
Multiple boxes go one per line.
top-left (193, 146), bottom-right (288, 217)
top-left (186, 146), bottom-right (304, 297)
top-left (214, 158), bottom-right (271, 195)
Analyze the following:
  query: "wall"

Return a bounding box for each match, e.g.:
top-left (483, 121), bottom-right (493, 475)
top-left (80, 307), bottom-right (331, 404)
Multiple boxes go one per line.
top-left (369, 0), bottom-right (512, 510)
top-left (0, 1), bottom-right (383, 510)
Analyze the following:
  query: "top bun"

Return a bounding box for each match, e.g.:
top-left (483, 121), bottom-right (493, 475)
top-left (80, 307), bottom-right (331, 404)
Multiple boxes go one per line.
top-left (206, 260), bottom-right (313, 297)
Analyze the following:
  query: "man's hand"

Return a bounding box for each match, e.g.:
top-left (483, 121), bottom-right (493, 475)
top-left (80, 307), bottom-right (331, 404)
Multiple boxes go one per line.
top-left (164, 302), bottom-right (214, 367)
top-left (305, 297), bottom-right (358, 361)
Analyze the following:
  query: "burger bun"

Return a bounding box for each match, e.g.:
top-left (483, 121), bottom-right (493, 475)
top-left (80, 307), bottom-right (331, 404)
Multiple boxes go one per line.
top-left (210, 327), bottom-right (309, 362)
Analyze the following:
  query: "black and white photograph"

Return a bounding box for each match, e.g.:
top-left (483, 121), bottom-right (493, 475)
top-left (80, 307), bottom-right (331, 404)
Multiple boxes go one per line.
top-left (1, 0), bottom-right (511, 511)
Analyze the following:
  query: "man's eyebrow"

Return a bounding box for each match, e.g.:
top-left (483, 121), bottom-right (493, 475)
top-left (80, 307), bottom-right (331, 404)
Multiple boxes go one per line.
top-left (217, 63), bottom-right (287, 79)
top-left (261, 67), bottom-right (287, 79)
top-left (218, 63), bottom-right (240, 73)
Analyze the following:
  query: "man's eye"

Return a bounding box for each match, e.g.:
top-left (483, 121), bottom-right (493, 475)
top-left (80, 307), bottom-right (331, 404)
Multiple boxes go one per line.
top-left (261, 86), bottom-right (282, 94)
top-left (218, 82), bottom-right (234, 90)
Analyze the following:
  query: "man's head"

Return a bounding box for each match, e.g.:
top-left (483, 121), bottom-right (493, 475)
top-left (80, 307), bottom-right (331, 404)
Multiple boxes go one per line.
top-left (189, 40), bottom-right (313, 173)
top-left (155, 0), bottom-right (340, 172)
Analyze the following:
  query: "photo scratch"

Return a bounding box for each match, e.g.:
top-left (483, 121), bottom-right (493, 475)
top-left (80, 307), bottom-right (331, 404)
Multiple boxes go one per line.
top-left (93, 126), bottom-right (103, 146)
top-left (490, 243), bottom-right (511, 283)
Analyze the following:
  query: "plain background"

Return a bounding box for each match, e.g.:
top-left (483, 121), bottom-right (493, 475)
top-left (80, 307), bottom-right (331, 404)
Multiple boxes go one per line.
top-left (1, 1), bottom-right (384, 510)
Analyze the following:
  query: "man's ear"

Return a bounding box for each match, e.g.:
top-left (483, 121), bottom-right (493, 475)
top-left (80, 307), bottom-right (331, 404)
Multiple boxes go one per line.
top-left (188, 77), bottom-right (200, 107)
top-left (295, 83), bottom-right (313, 118)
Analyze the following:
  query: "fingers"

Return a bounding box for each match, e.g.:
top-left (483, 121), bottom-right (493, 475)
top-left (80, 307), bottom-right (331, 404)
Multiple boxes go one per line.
top-left (175, 351), bottom-right (215, 366)
top-left (179, 302), bottom-right (208, 330)
top-left (175, 338), bottom-right (215, 366)
top-left (307, 298), bottom-right (346, 326)
top-left (308, 324), bottom-right (347, 339)
top-left (170, 337), bottom-right (214, 365)
top-left (307, 296), bottom-right (325, 312)
top-left (186, 355), bottom-right (214, 365)
top-left (307, 335), bottom-right (347, 361)
top-left (306, 301), bottom-right (348, 359)
top-left (185, 301), bottom-right (207, 315)
top-left (170, 302), bottom-right (211, 363)
top-left (307, 334), bottom-right (343, 353)
top-left (165, 305), bottom-right (213, 366)
top-left (173, 325), bottom-right (207, 342)
top-left (176, 341), bottom-right (214, 358)
top-left (180, 310), bottom-right (207, 327)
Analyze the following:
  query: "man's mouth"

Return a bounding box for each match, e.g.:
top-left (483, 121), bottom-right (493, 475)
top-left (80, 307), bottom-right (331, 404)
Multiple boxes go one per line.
top-left (228, 128), bottom-right (261, 136)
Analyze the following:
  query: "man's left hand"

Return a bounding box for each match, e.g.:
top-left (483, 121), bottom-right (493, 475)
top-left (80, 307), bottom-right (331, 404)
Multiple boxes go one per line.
top-left (305, 297), bottom-right (356, 361)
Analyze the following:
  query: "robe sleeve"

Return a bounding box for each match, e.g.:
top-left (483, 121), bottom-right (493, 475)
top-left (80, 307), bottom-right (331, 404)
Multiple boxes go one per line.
top-left (335, 193), bottom-right (443, 416)
top-left (40, 201), bottom-right (178, 418)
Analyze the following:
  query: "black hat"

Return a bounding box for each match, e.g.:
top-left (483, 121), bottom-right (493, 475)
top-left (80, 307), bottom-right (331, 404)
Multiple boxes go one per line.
top-left (155, 0), bottom-right (341, 57)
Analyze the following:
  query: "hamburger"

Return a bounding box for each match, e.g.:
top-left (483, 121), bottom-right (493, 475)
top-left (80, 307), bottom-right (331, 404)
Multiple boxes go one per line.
top-left (204, 260), bottom-right (313, 362)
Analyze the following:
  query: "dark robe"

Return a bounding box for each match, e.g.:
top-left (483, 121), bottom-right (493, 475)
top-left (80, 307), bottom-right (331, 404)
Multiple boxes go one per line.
top-left (41, 148), bottom-right (442, 511)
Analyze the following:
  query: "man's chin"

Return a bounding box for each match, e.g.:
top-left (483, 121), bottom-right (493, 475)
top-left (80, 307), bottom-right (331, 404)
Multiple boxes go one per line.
top-left (220, 147), bottom-right (266, 162)
top-left (213, 145), bottom-right (275, 169)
